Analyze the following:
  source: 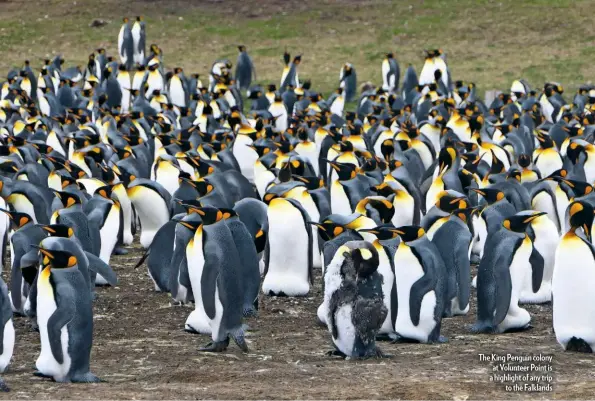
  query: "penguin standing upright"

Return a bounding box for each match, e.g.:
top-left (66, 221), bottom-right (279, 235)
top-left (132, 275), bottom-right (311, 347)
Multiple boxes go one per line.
top-left (430, 208), bottom-right (474, 316)
top-left (519, 210), bottom-right (559, 304)
top-left (33, 246), bottom-right (100, 382)
top-left (381, 53), bottom-right (399, 93)
top-left (0, 277), bottom-right (14, 375)
top-left (131, 16), bottom-right (146, 66)
top-left (553, 201), bottom-right (595, 352)
top-left (339, 63), bottom-right (357, 102)
top-left (118, 18), bottom-right (134, 70)
top-left (262, 197), bottom-right (312, 296)
top-left (127, 179), bottom-right (172, 248)
top-left (471, 211), bottom-right (545, 334)
top-left (183, 207), bottom-right (249, 353)
top-left (325, 241), bottom-right (388, 359)
top-left (391, 225), bottom-right (446, 343)
top-left (235, 46), bottom-right (255, 92)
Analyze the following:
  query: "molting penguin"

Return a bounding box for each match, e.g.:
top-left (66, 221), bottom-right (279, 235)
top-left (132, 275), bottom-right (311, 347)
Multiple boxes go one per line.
top-left (325, 241), bottom-right (388, 359)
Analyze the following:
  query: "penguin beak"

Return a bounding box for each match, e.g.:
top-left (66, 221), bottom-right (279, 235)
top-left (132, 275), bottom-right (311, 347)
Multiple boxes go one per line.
top-left (305, 221), bottom-right (325, 230)
top-left (469, 188), bottom-right (485, 196)
top-left (523, 211), bottom-right (547, 223)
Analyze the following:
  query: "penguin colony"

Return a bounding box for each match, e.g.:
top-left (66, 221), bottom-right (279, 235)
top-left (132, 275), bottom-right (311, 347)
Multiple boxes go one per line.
top-left (0, 15), bottom-right (593, 389)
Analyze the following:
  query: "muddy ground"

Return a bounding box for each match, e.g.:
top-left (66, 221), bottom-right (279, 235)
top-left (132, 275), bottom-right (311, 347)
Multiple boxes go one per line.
top-left (0, 242), bottom-right (593, 400)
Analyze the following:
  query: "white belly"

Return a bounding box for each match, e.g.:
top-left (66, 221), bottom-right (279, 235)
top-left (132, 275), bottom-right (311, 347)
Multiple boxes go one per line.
top-left (553, 235), bottom-right (595, 349)
top-left (155, 163), bottom-right (180, 195)
top-left (394, 244), bottom-right (437, 342)
top-left (7, 194), bottom-right (37, 223)
top-left (128, 186), bottom-right (170, 248)
top-left (0, 319), bottom-right (14, 372)
top-left (233, 136), bottom-right (258, 183)
top-left (531, 191), bottom-right (560, 232)
top-left (521, 220), bottom-right (559, 303)
top-left (185, 232), bottom-right (211, 335)
top-left (98, 205), bottom-right (120, 267)
top-left (391, 193), bottom-right (415, 228)
top-left (498, 237), bottom-right (532, 333)
top-left (331, 181), bottom-right (352, 215)
top-left (254, 163), bottom-right (275, 200)
top-left (294, 142), bottom-right (319, 176)
top-left (377, 250), bottom-right (395, 334)
top-left (332, 304), bottom-right (356, 356)
top-left (113, 184), bottom-right (133, 245)
top-left (426, 177), bottom-right (445, 212)
top-left (36, 284), bottom-right (71, 381)
top-left (263, 202), bottom-right (310, 296)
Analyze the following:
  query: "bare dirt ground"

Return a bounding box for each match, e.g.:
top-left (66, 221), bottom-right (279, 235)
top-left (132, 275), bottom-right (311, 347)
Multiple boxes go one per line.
top-left (0, 241), bottom-right (593, 400)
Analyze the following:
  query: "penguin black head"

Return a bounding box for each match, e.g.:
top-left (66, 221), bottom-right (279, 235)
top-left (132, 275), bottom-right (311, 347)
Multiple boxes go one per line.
top-left (292, 175), bottom-right (324, 190)
top-left (470, 188), bottom-right (505, 204)
top-left (219, 208), bottom-right (238, 220)
top-left (390, 225), bottom-right (426, 243)
top-left (355, 197), bottom-right (394, 224)
top-left (451, 207), bottom-right (477, 224)
top-left (349, 243), bottom-right (380, 279)
top-left (306, 219), bottom-right (346, 242)
top-left (435, 191), bottom-right (469, 212)
top-left (193, 206), bottom-right (224, 225)
top-left (238, 45), bottom-right (246, 52)
top-left (325, 159), bottom-right (358, 181)
top-left (53, 190), bottom-right (82, 208)
top-left (370, 181), bottom-right (398, 197)
top-left (185, 177), bottom-right (215, 197)
top-left (38, 224), bottom-right (74, 238)
top-left (176, 218), bottom-right (203, 233)
top-left (517, 154), bottom-right (532, 168)
top-left (0, 209), bottom-right (32, 229)
top-left (64, 161), bottom-right (88, 179)
top-left (502, 211), bottom-right (547, 234)
top-left (33, 246), bottom-right (78, 270)
top-left (567, 141), bottom-right (585, 164)
top-left (541, 168), bottom-right (567, 182)
top-left (438, 146), bottom-right (457, 173)
top-left (561, 179), bottom-right (593, 198)
top-left (359, 224), bottom-right (400, 241)
top-left (60, 175), bottom-right (78, 190)
top-left (536, 131), bottom-right (555, 149)
top-left (95, 184), bottom-right (114, 200)
top-left (567, 201), bottom-right (595, 241)
top-left (506, 168), bottom-right (522, 182)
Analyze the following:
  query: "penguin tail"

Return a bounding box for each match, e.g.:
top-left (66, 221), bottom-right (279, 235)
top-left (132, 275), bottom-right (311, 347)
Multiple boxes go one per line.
top-left (230, 326), bottom-right (249, 353)
top-left (133, 248), bottom-right (150, 269)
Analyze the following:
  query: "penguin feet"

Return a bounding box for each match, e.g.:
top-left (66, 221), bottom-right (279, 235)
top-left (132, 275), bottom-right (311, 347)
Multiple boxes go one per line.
top-left (29, 320), bottom-right (39, 333)
top-left (33, 370), bottom-right (53, 379)
top-left (503, 323), bottom-right (533, 333)
top-left (184, 325), bottom-right (200, 334)
top-left (0, 378), bottom-right (9, 392)
top-left (431, 336), bottom-right (449, 344)
top-left (113, 247), bottom-right (129, 255)
top-left (390, 334), bottom-right (420, 344)
top-left (469, 322), bottom-right (496, 334)
top-left (230, 330), bottom-right (249, 353)
top-left (70, 372), bottom-right (103, 383)
top-left (242, 307), bottom-right (258, 318)
top-left (199, 338), bottom-right (230, 353)
top-left (366, 347), bottom-right (392, 359)
top-left (326, 349), bottom-right (347, 359)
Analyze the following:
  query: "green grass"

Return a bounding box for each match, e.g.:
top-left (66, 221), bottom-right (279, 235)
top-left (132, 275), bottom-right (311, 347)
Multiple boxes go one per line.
top-left (0, 0), bottom-right (592, 102)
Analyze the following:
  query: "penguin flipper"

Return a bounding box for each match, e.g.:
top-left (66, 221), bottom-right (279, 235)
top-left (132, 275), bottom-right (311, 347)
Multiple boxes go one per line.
top-left (200, 248), bottom-right (220, 320)
top-left (408, 273), bottom-right (436, 327)
top-left (390, 276), bottom-right (398, 328)
top-left (178, 259), bottom-right (192, 292)
top-left (529, 246), bottom-right (545, 293)
top-left (85, 252), bottom-right (117, 286)
top-left (493, 266), bottom-right (513, 327)
top-left (47, 283), bottom-right (77, 365)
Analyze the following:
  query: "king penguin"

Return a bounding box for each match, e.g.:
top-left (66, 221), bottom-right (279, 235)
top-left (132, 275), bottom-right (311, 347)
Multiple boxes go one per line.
top-left (471, 211), bottom-right (545, 333)
top-left (33, 246), bottom-right (100, 383)
top-left (325, 241), bottom-right (388, 359)
top-left (262, 197), bottom-right (313, 297)
top-left (127, 178), bottom-right (172, 248)
top-left (552, 201), bottom-right (595, 352)
top-left (0, 277), bottom-right (14, 375)
top-left (391, 225), bottom-right (447, 343)
top-left (183, 207), bottom-right (249, 353)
